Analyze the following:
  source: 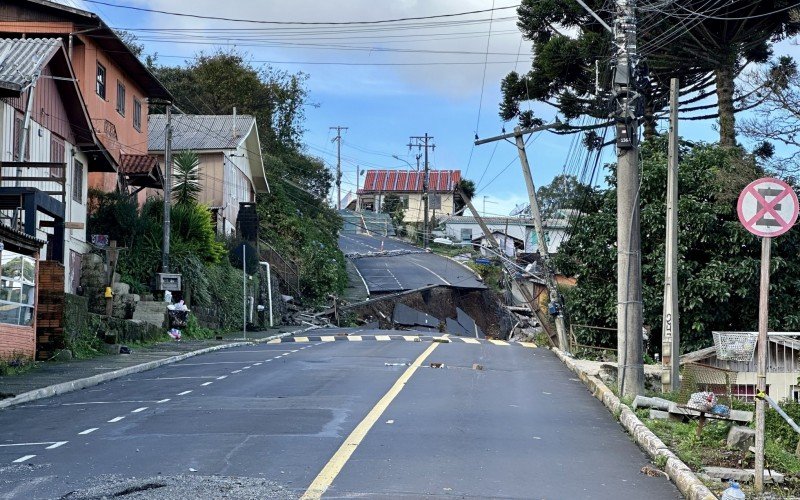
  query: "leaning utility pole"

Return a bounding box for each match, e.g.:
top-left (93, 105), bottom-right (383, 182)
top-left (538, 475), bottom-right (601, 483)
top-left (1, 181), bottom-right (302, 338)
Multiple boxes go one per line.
top-left (474, 122), bottom-right (569, 353)
top-left (408, 134), bottom-right (435, 248)
top-left (456, 184), bottom-right (558, 344)
top-left (514, 127), bottom-right (569, 352)
top-left (162, 103), bottom-right (173, 273)
top-left (330, 126), bottom-right (348, 210)
top-left (661, 78), bottom-right (680, 393)
top-left (612, 0), bottom-right (644, 397)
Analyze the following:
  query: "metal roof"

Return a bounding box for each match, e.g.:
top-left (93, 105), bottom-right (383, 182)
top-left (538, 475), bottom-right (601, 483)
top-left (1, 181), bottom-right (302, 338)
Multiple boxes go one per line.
top-left (0, 38), bottom-right (61, 94)
top-left (148, 114), bottom-right (258, 151)
top-left (360, 169), bottom-right (460, 193)
top-left (439, 215), bottom-right (536, 226)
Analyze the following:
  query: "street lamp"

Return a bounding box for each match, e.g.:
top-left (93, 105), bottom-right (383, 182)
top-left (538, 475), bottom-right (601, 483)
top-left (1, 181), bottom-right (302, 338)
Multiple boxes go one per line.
top-left (392, 154), bottom-right (418, 171)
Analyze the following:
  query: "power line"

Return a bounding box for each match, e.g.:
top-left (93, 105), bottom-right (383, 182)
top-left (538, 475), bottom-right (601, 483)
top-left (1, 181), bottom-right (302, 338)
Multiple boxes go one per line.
top-left (82, 1), bottom-right (520, 26)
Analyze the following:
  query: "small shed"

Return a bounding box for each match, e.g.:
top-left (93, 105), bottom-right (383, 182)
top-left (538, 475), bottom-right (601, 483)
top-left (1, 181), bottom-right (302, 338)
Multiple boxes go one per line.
top-left (680, 336), bottom-right (800, 402)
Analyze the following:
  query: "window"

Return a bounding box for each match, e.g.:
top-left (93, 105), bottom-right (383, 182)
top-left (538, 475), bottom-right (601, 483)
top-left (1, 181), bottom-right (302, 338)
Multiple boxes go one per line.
top-left (12, 116), bottom-right (30, 161)
top-left (116, 80), bottom-right (126, 116)
top-left (0, 250), bottom-right (36, 326)
top-left (430, 193), bottom-right (441, 210)
top-left (96, 62), bottom-right (106, 98)
top-left (50, 137), bottom-right (65, 179)
top-left (133, 97), bottom-right (142, 131)
top-left (460, 228), bottom-right (473, 241)
top-left (398, 195), bottom-right (409, 209)
top-left (72, 159), bottom-right (84, 203)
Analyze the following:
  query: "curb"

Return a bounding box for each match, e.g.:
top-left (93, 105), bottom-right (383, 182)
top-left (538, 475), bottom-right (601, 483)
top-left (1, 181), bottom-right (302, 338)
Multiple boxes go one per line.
top-left (0, 330), bottom-right (301, 411)
top-left (551, 348), bottom-right (717, 500)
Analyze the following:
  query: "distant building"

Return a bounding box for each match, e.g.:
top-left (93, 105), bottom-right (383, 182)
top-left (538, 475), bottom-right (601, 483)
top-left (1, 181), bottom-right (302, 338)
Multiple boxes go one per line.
top-left (438, 215), bottom-right (570, 255)
top-left (357, 169), bottom-right (460, 223)
top-left (148, 114), bottom-right (269, 235)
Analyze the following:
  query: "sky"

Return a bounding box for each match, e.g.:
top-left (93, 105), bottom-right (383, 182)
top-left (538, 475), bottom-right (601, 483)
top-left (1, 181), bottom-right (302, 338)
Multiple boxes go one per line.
top-left (60, 0), bottom-right (797, 218)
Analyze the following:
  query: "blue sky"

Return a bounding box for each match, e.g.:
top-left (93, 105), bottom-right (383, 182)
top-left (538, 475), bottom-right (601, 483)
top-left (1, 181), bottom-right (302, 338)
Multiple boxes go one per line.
top-left (63, 0), bottom-right (797, 217)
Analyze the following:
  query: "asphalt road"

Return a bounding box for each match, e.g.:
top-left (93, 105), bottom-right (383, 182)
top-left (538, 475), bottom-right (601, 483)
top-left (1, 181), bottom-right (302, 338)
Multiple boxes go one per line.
top-left (0, 335), bottom-right (681, 499)
top-left (338, 233), bottom-right (485, 293)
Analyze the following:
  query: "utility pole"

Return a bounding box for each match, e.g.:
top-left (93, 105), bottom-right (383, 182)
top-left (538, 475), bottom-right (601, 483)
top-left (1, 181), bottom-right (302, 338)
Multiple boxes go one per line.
top-left (408, 134), bottom-right (435, 248)
top-left (474, 122), bottom-right (570, 353)
top-left (513, 127), bottom-right (570, 353)
top-left (456, 185), bottom-right (558, 344)
top-left (162, 103), bottom-right (173, 273)
top-left (330, 126), bottom-right (348, 210)
top-left (355, 165), bottom-right (360, 211)
top-left (662, 78), bottom-right (680, 393)
top-left (612, 0), bottom-right (644, 398)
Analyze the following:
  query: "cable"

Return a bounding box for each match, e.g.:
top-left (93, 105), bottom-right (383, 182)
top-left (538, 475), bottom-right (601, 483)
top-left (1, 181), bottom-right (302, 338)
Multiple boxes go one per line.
top-left (82, 1), bottom-right (520, 26)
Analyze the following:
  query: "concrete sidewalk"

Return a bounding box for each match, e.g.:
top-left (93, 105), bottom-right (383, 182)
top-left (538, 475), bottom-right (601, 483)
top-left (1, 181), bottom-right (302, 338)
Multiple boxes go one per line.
top-left (0, 327), bottom-right (302, 402)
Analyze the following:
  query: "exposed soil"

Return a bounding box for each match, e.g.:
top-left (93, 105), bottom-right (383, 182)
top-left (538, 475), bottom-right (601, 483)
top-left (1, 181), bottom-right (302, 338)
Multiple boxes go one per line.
top-left (349, 286), bottom-right (515, 339)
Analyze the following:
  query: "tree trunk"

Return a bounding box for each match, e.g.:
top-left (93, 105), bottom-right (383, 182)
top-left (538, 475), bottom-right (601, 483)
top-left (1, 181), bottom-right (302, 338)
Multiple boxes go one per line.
top-left (715, 64), bottom-right (737, 147)
top-left (643, 99), bottom-right (657, 140)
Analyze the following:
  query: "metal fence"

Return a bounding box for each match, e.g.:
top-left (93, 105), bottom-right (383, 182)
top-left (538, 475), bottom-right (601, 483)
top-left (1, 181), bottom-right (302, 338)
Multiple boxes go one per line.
top-left (569, 324), bottom-right (617, 360)
top-left (258, 239), bottom-right (301, 298)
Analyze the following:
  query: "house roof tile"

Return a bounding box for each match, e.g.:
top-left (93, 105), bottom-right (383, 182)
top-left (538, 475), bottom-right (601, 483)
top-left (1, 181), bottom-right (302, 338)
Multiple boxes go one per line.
top-left (359, 169), bottom-right (460, 193)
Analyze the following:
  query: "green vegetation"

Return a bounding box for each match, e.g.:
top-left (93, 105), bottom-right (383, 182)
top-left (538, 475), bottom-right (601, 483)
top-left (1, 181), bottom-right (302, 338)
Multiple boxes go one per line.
top-left (553, 138), bottom-right (800, 353)
top-left (149, 49), bottom-right (347, 304)
top-left (0, 354), bottom-right (36, 376)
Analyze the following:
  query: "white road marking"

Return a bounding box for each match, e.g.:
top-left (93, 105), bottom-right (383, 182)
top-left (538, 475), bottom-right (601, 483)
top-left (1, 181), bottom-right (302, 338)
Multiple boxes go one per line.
top-left (402, 336), bottom-right (419, 341)
top-left (320, 336), bottom-right (336, 342)
top-left (267, 339), bottom-right (281, 344)
top-left (45, 441), bottom-right (68, 449)
top-left (375, 335), bottom-right (391, 341)
top-left (242, 366), bottom-right (251, 370)
top-left (140, 376), bottom-right (218, 380)
top-left (157, 399), bottom-right (171, 403)
top-left (0, 441), bottom-right (64, 448)
top-left (294, 337), bottom-right (309, 343)
top-left (131, 407), bottom-right (148, 413)
top-left (177, 390), bottom-right (193, 396)
top-left (273, 356), bottom-right (282, 360)
top-left (108, 416), bottom-right (125, 423)
top-left (170, 362), bottom-right (253, 366)
top-left (254, 363), bottom-right (262, 366)
top-left (231, 370), bottom-right (242, 374)
top-left (201, 382), bottom-right (213, 386)
top-left (12, 455), bottom-right (36, 463)
top-left (216, 376), bottom-right (228, 380)
top-left (488, 340), bottom-right (509, 346)
top-left (264, 359), bottom-right (272, 362)
top-left (461, 338), bottom-right (480, 344)
top-left (39, 400), bottom-right (160, 407)
top-left (78, 428), bottom-right (98, 435)
top-left (291, 349), bottom-right (299, 353)
top-left (407, 257), bottom-right (451, 286)
top-left (281, 353), bottom-right (290, 356)
top-left (348, 336), bottom-right (363, 342)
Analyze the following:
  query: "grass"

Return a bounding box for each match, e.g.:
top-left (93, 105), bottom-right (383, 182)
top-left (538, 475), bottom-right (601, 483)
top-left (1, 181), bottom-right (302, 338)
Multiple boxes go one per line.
top-left (0, 354), bottom-right (37, 377)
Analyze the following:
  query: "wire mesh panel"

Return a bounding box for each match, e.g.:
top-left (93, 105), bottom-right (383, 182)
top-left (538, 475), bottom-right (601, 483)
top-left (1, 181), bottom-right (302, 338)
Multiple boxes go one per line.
top-left (679, 362), bottom-right (738, 408)
top-left (713, 331), bottom-right (757, 362)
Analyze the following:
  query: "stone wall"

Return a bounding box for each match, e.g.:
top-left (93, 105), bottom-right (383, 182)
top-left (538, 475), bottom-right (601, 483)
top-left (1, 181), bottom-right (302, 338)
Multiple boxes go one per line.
top-left (64, 292), bottom-right (165, 352)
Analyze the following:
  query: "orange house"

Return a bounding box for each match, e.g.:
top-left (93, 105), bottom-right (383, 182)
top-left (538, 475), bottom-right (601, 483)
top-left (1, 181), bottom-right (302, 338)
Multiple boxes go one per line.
top-left (0, 0), bottom-right (172, 192)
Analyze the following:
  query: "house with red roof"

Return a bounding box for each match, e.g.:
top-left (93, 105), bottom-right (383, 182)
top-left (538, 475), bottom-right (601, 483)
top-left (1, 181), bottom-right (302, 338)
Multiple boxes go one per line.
top-left (357, 169), bottom-right (460, 223)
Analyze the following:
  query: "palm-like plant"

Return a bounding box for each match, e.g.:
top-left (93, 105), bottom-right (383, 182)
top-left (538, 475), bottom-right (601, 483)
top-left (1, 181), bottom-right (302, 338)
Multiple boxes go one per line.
top-left (172, 150), bottom-right (202, 206)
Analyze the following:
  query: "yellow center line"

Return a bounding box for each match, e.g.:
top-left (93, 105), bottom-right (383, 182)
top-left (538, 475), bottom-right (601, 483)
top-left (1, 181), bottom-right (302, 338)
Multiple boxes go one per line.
top-left (300, 341), bottom-right (440, 500)
top-left (488, 339), bottom-right (509, 346)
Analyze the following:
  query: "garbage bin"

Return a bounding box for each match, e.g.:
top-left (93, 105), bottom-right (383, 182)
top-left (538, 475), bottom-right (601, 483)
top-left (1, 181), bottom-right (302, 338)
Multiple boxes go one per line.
top-left (168, 309), bottom-right (189, 328)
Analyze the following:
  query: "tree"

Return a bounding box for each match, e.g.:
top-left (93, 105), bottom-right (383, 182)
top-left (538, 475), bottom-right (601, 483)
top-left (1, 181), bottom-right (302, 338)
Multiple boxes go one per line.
top-left (739, 56), bottom-right (800, 173)
top-left (536, 174), bottom-right (595, 220)
top-left (553, 137), bottom-right (800, 353)
top-left (454, 178), bottom-right (476, 215)
top-left (381, 194), bottom-right (406, 229)
top-left (502, 0), bottom-right (800, 145)
top-left (151, 49), bottom-right (346, 303)
top-left (172, 150), bottom-right (202, 206)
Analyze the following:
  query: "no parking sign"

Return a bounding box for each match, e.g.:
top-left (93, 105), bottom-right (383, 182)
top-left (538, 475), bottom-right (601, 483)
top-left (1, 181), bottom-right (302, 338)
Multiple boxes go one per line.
top-left (737, 177), bottom-right (798, 237)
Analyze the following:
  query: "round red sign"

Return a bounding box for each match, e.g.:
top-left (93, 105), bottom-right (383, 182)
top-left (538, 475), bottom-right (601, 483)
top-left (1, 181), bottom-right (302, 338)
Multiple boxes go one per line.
top-left (737, 177), bottom-right (799, 237)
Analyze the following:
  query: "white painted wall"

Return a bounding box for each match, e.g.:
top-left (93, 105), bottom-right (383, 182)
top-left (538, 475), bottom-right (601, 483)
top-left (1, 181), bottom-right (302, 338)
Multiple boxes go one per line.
top-left (443, 219), bottom-right (568, 254)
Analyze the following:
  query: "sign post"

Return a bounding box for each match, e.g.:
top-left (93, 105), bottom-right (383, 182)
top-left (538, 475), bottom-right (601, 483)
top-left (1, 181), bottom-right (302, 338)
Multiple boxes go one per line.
top-left (737, 177), bottom-right (799, 493)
